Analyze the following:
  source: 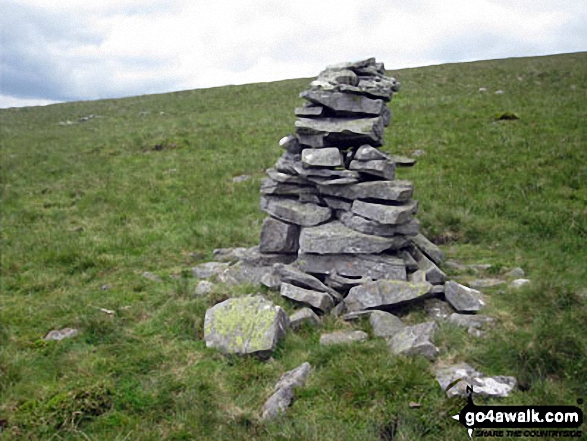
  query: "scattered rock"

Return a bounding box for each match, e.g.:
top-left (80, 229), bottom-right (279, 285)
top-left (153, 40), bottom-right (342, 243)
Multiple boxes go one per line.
top-left (345, 279), bottom-right (432, 312)
top-left (44, 328), bottom-right (79, 341)
top-left (510, 278), bottom-right (531, 289)
top-left (274, 263), bottom-right (341, 300)
top-left (444, 281), bottom-right (485, 313)
top-left (213, 247), bottom-right (249, 262)
top-left (289, 308), bottom-right (321, 329)
top-left (369, 311), bottom-right (405, 339)
top-left (448, 313), bottom-right (495, 330)
top-left (389, 322), bottom-right (439, 361)
top-left (195, 280), bottom-right (213, 295)
top-left (262, 362), bottom-right (312, 420)
top-left (218, 262), bottom-right (273, 286)
top-left (232, 175), bottom-right (251, 183)
top-left (241, 246), bottom-right (297, 267)
top-left (100, 284), bottom-right (111, 291)
top-left (411, 233), bottom-right (444, 266)
top-left (203, 296), bottom-right (289, 359)
top-left (504, 267), bottom-right (525, 278)
top-left (495, 90), bottom-right (505, 95)
top-left (468, 278), bottom-right (506, 289)
top-left (434, 362), bottom-right (516, 398)
top-left (192, 262), bottom-right (229, 279)
top-left (281, 283), bottom-right (333, 313)
top-left (320, 330), bottom-right (368, 345)
top-left (142, 271), bottom-right (162, 282)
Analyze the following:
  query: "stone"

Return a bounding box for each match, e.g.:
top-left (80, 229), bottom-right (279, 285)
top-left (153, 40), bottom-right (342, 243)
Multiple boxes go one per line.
top-left (444, 260), bottom-right (469, 273)
top-left (260, 179), bottom-right (317, 196)
top-left (266, 168), bottom-right (307, 185)
top-left (323, 196), bottom-right (352, 211)
top-left (434, 362), bottom-right (517, 398)
top-left (448, 313), bottom-right (495, 330)
top-left (300, 90), bottom-right (384, 116)
top-left (260, 217), bottom-right (300, 253)
top-left (318, 180), bottom-right (413, 202)
top-left (389, 322), bottom-right (439, 361)
top-left (281, 283), bottom-right (333, 313)
top-left (510, 278), bottom-right (531, 288)
top-left (337, 211), bottom-right (420, 237)
top-left (400, 250), bottom-right (419, 272)
top-left (345, 280), bottom-right (432, 312)
top-left (412, 234), bottom-right (444, 265)
top-left (274, 152), bottom-right (302, 174)
top-left (44, 328), bottom-right (79, 341)
top-left (444, 281), bottom-right (485, 313)
top-left (262, 387), bottom-right (294, 420)
top-left (341, 310), bottom-right (373, 321)
top-left (298, 193), bottom-right (321, 204)
top-left (369, 311), bottom-right (405, 339)
top-left (299, 221), bottom-right (407, 255)
top-left (213, 247), bottom-right (248, 262)
top-left (327, 57), bottom-right (376, 71)
top-left (232, 175), bottom-right (251, 183)
top-left (349, 159), bottom-right (395, 180)
top-left (320, 330), bottom-right (368, 345)
top-left (279, 134), bottom-right (303, 154)
top-left (408, 270), bottom-right (427, 283)
top-left (260, 196), bottom-right (331, 227)
top-left (290, 308), bottom-right (321, 329)
top-left (468, 278), bottom-right (506, 289)
top-left (203, 296), bottom-right (289, 359)
top-left (389, 155), bottom-right (416, 167)
top-left (292, 162), bottom-right (359, 179)
top-left (273, 263), bottom-right (341, 300)
top-left (217, 262), bottom-right (273, 286)
top-left (241, 246), bottom-right (297, 267)
top-left (296, 253), bottom-right (406, 280)
top-left (192, 262), bottom-right (229, 279)
top-left (142, 271), bottom-right (162, 282)
top-left (424, 298), bottom-right (453, 322)
top-left (468, 264), bottom-right (493, 272)
top-left (381, 106), bottom-right (391, 126)
top-left (351, 200), bottom-right (416, 225)
top-left (317, 68), bottom-right (358, 86)
top-left (504, 267), bottom-right (525, 278)
top-left (411, 248), bottom-right (446, 285)
top-left (260, 271), bottom-right (282, 290)
top-left (325, 272), bottom-right (373, 291)
top-left (311, 177), bottom-right (358, 186)
top-left (195, 280), bottom-right (213, 295)
top-left (274, 361), bottom-right (312, 391)
top-left (354, 144), bottom-right (390, 161)
top-left (301, 147), bottom-right (343, 167)
top-left (295, 105), bottom-right (324, 117)
top-left (294, 116), bottom-right (384, 147)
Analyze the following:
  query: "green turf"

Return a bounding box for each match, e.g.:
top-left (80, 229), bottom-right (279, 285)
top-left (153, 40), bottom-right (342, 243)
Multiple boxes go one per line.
top-left (1, 52), bottom-right (586, 440)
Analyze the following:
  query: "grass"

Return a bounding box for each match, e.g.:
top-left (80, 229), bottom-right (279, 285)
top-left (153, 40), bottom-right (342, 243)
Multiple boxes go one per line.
top-left (1, 52), bottom-right (586, 440)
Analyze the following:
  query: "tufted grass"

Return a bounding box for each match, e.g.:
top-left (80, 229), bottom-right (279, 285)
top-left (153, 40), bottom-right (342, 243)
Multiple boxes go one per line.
top-left (1, 52), bottom-right (586, 440)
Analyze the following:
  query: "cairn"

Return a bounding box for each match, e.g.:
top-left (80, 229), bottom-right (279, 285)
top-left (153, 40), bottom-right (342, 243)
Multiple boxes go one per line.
top-left (258, 57), bottom-right (447, 315)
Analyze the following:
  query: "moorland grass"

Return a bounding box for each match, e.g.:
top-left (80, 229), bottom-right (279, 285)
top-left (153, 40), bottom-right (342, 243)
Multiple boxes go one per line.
top-left (1, 52), bottom-right (586, 440)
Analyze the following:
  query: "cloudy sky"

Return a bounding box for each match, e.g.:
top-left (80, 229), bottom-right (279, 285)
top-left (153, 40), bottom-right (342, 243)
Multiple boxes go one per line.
top-left (1, 0), bottom-right (585, 109)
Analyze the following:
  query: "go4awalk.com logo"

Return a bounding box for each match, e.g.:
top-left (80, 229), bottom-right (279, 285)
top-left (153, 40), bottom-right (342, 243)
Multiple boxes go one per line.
top-left (451, 386), bottom-right (584, 439)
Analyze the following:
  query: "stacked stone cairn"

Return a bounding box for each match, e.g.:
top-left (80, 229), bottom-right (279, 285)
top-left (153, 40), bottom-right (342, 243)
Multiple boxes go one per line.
top-left (259, 57), bottom-right (450, 322)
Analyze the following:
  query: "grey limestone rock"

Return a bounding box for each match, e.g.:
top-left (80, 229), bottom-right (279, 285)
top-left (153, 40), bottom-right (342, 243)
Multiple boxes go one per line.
top-left (323, 196), bottom-right (352, 211)
top-left (260, 217), bottom-right (300, 253)
top-left (337, 211), bottom-right (420, 237)
top-left (354, 144), bottom-right (391, 161)
top-left (195, 280), bottom-right (213, 295)
top-left (294, 116), bottom-right (384, 147)
top-left (300, 90), bottom-right (384, 116)
top-left (273, 263), bottom-right (341, 300)
top-left (317, 68), bottom-right (358, 86)
top-left (290, 308), bottom-right (321, 329)
top-left (410, 247), bottom-right (446, 285)
top-left (389, 155), bottom-right (416, 167)
top-left (325, 272), bottom-right (373, 291)
top-left (260, 179), bottom-right (317, 196)
top-left (504, 267), bottom-right (525, 278)
top-left (318, 180), bottom-right (413, 202)
top-left (295, 105), bottom-right (324, 117)
top-left (293, 162), bottom-right (359, 179)
top-left (424, 298), bottom-right (453, 322)
top-left (192, 262), bottom-right (229, 279)
top-left (266, 168), bottom-right (307, 185)
top-left (296, 253), bottom-right (406, 280)
top-left (279, 134), bottom-right (303, 154)
top-left (448, 313), bottom-right (495, 330)
top-left (351, 200), bottom-right (416, 225)
top-left (320, 330), bottom-right (368, 345)
top-left (301, 147), bottom-right (343, 167)
top-left (204, 296), bottom-right (289, 359)
top-left (434, 362), bottom-right (517, 398)
top-left (241, 246), bottom-right (296, 267)
top-left (213, 247), bottom-right (248, 262)
top-left (389, 322), bottom-right (439, 361)
top-left (444, 281), bottom-right (485, 313)
top-left (468, 278), bottom-right (506, 289)
top-left (412, 233), bottom-right (444, 265)
top-left (142, 271), bottom-right (162, 282)
top-left (218, 262), bottom-right (273, 286)
top-left (510, 278), bottom-right (530, 288)
top-left (262, 362), bottom-right (312, 420)
top-left (369, 311), bottom-right (405, 339)
top-left (349, 159), bottom-right (395, 180)
top-left (260, 196), bottom-right (331, 226)
top-left (281, 282), bottom-right (333, 313)
top-left (345, 279), bottom-right (432, 312)
top-left (299, 221), bottom-right (407, 255)
top-left (44, 328), bottom-right (79, 341)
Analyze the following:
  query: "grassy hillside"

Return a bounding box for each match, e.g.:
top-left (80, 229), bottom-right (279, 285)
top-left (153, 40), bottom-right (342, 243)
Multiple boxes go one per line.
top-left (1, 52), bottom-right (586, 440)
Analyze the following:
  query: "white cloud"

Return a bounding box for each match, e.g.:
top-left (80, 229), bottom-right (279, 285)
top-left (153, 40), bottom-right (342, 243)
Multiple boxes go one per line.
top-left (1, 0), bottom-right (585, 108)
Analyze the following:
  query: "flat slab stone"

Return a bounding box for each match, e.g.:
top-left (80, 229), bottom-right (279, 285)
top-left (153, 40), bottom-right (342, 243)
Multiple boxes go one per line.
top-left (296, 253), bottom-right (406, 280)
top-left (390, 155), bottom-right (416, 167)
top-left (389, 322), bottom-right (439, 361)
top-left (217, 262), bottom-right (273, 286)
top-left (204, 296), bottom-right (289, 359)
top-left (349, 159), bottom-right (395, 180)
top-left (325, 272), bottom-right (373, 291)
top-left (318, 180), bottom-right (413, 202)
top-left (213, 247), bottom-right (249, 262)
top-left (44, 328), bottom-right (79, 341)
top-left (241, 246), bottom-right (296, 267)
top-left (412, 233), bottom-right (444, 265)
top-left (411, 247), bottom-right (446, 285)
top-left (448, 313), bottom-right (495, 330)
top-left (295, 105), bottom-right (324, 117)
top-left (192, 262), bottom-right (230, 279)
top-left (301, 147), bottom-right (343, 167)
top-left (293, 162), bottom-right (359, 179)
top-left (299, 221), bottom-right (406, 254)
top-left (290, 308), bottom-right (321, 329)
top-left (468, 278), bottom-right (506, 289)
top-left (320, 330), bottom-right (368, 345)
top-left (354, 144), bottom-right (390, 161)
top-left (337, 211), bottom-right (420, 237)
top-left (260, 196), bottom-right (331, 226)
top-left (444, 281), bottom-right (485, 313)
top-left (323, 196), bottom-right (352, 211)
top-left (510, 278), bottom-right (531, 288)
top-left (434, 362), bottom-right (517, 398)
top-left (266, 168), bottom-right (307, 185)
top-left (195, 280), bottom-right (213, 295)
top-left (351, 200), bottom-right (416, 225)
top-left (262, 362), bottom-right (312, 420)
top-left (281, 283), bottom-right (333, 313)
top-left (279, 135), bottom-right (303, 154)
top-left (275, 152), bottom-right (301, 174)
top-left (273, 263), bottom-right (341, 300)
top-left (295, 116), bottom-right (384, 147)
top-left (260, 179), bottom-right (317, 196)
top-left (300, 90), bottom-right (384, 116)
top-left (260, 217), bottom-right (300, 253)
top-left (369, 311), bottom-right (405, 339)
top-left (345, 279), bottom-right (432, 312)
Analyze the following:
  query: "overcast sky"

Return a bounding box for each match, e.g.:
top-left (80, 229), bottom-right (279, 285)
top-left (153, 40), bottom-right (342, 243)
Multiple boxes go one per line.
top-left (1, 0), bottom-right (585, 109)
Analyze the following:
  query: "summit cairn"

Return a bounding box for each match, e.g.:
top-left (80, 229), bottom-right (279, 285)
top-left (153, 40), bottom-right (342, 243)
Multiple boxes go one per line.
top-left (258, 57), bottom-right (446, 318)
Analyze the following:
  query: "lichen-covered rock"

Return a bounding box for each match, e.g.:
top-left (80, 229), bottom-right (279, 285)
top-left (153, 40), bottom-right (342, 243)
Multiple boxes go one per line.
top-left (444, 281), bottom-right (485, 313)
top-left (369, 311), bottom-right (405, 339)
top-left (389, 322), bottom-right (439, 361)
top-left (204, 296), bottom-right (289, 359)
top-left (468, 278), bottom-right (506, 289)
top-left (345, 279), bottom-right (432, 312)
